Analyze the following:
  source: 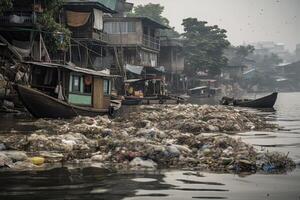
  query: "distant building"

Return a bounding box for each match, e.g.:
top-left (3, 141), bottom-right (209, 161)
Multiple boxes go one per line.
top-left (103, 16), bottom-right (169, 96)
top-left (104, 16), bottom-right (167, 69)
top-left (159, 37), bottom-right (185, 92)
top-left (223, 46), bottom-right (255, 78)
top-left (62, 0), bottom-right (115, 69)
top-left (97, 0), bottom-right (133, 16)
top-left (221, 65), bottom-right (246, 82)
top-left (250, 41), bottom-right (291, 62)
top-left (275, 61), bottom-right (300, 91)
top-left (0, 0), bottom-right (48, 61)
top-left (276, 61), bottom-right (300, 79)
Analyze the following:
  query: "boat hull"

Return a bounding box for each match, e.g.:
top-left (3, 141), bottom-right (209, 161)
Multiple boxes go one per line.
top-left (122, 95), bottom-right (185, 106)
top-left (122, 98), bottom-right (142, 105)
top-left (15, 84), bottom-right (109, 118)
top-left (221, 92), bottom-right (278, 108)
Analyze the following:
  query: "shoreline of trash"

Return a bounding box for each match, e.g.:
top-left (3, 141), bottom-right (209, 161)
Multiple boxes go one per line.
top-left (0, 104), bottom-right (296, 173)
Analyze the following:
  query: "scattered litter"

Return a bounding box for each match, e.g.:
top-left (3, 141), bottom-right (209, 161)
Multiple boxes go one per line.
top-left (0, 104), bottom-right (294, 173)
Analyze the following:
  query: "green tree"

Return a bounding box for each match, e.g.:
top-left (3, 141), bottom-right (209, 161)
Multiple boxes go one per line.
top-left (129, 3), bottom-right (168, 25)
top-left (128, 3), bottom-right (179, 38)
top-left (182, 18), bottom-right (230, 76)
top-left (1, 0), bottom-right (70, 54)
top-left (235, 45), bottom-right (255, 58)
top-left (226, 45), bottom-right (255, 66)
top-left (38, 0), bottom-right (71, 54)
top-left (0, 0), bottom-right (12, 15)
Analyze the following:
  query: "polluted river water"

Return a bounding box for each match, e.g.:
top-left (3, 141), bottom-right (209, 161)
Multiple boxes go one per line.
top-left (0, 92), bottom-right (300, 200)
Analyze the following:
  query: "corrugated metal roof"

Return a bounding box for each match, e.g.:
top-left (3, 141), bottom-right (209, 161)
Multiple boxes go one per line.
top-left (96, 0), bottom-right (117, 10)
top-left (243, 68), bottom-right (256, 75)
top-left (64, 0), bottom-right (115, 13)
top-left (25, 61), bottom-right (118, 78)
top-left (189, 86), bottom-right (208, 91)
top-left (104, 16), bottom-right (169, 29)
top-left (124, 79), bottom-right (142, 83)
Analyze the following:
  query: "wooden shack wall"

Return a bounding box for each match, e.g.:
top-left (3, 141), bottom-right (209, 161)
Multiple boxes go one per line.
top-left (106, 21), bottom-right (143, 45)
top-left (103, 95), bottom-right (110, 109)
top-left (93, 78), bottom-right (104, 109)
top-left (159, 46), bottom-right (184, 73)
top-left (93, 78), bottom-right (111, 109)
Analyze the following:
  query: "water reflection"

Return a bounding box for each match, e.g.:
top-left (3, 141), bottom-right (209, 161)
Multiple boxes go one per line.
top-left (1, 166), bottom-right (300, 200)
top-left (237, 92), bottom-right (300, 161)
top-left (0, 167), bottom-right (233, 200)
top-left (0, 113), bottom-right (36, 133)
top-left (0, 167), bottom-right (177, 200)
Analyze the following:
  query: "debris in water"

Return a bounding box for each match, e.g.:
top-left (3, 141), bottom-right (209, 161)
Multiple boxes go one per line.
top-left (0, 105), bottom-right (294, 173)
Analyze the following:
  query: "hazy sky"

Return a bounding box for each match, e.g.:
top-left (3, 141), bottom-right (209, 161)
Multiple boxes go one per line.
top-left (128, 0), bottom-right (300, 51)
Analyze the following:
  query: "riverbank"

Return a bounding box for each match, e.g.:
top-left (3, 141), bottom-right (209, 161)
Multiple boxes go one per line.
top-left (0, 104), bottom-right (295, 173)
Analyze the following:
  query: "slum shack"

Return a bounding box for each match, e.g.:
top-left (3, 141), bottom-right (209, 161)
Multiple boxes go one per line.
top-left (124, 64), bottom-right (166, 96)
top-left (122, 65), bottom-right (183, 104)
top-left (15, 62), bottom-right (119, 118)
top-left (102, 16), bottom-right (184, 104)
top-left (62, 0), bottom-right (115, 69)
top-left (188, 86), bottom-right (211, 98)
top-left (123, 76), bottom-right (165, 105)
top-left (187, 78), bottom-right (221, 98)
top-left (159, 37), bottom-right (185, 93)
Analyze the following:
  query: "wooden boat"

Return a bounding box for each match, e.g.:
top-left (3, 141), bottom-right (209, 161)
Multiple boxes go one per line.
top-left (122, 94), bottom-right (185, 105)
top-left (122, 78), bottom-right (185, 105)
top-left (221, 92), bottom-right (278, 108)
top-left (188, 86), bottom-right (221, 98)
top-left (122, 96), bottom-right (143, 105)
top-left (15, 62), bottom-right (120, 118)
top-left (15, 84), bottom-right (114, 118)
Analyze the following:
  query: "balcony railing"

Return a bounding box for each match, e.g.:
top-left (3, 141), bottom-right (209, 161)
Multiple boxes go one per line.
top-left (0, 12), bottom-right (35, 27)
top-left (70, 28), bottom-right (109, 43)
top-left (142, 34), bottom-right (160, 51)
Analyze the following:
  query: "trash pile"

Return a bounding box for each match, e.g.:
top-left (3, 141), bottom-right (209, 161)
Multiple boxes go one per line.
top-left (120, 104), bottom-right (277, 133)
top-left (0, 104), bottom-right (295, 173)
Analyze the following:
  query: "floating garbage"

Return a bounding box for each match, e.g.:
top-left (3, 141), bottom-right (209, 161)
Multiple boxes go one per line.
top-left (2, 151), bottom-right (28, 162)
top-left (30, 157), bottom-right (45, 165)
top-left (0, 143), bottom-right (6, 151)
top-left (0, 153), bottom-right (12, 167)
top-left (129, 157), bottom-right (157, 169)
top-left (258, 152), bottom-right (295, 173)
top-left (0, 104), bottom-right (295, 173)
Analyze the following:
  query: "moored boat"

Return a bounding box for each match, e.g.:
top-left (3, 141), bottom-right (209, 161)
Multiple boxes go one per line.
top-left (122, 94), bottom-right (185, 105)
top-left (221, 92), bottom-right (278, 108)
top-left (122, 96), bottom-right (143, 105)
top-left (15, 62), bottom-right (120, 118)
top-left (188, 86), bottom-right (221, 98)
